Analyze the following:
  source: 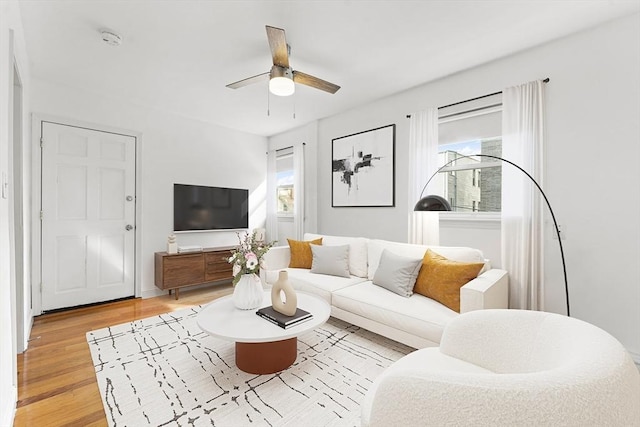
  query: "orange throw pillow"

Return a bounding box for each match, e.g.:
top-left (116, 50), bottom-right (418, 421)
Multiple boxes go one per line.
top-left (288, 238), bottom-right (323, 269)
top-left (413, 249), bottom-right (484, 312)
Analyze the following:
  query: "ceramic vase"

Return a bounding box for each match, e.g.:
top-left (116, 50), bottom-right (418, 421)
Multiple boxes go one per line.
top-left (271, 270), bottom-right (297, 316)
top-left (167, 234), bottom-right (178, 254)
top-left (233, 273), bottom-right (264, 310)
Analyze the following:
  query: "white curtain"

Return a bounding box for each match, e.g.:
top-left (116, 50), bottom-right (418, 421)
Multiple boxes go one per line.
top-left (293, 143), bottom-right (305, 240)
top-left (408, 108), bottom-right (439, 244)
top-left (501, 80), bottom-right (545, 310)
top-left (266, 149), bottom-right (278, 243)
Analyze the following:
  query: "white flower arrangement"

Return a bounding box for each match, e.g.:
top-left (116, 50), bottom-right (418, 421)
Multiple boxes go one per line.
top-left (227, 230), bottom-right (276, 286)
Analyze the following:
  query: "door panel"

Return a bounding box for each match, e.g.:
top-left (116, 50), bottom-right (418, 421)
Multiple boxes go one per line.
top-left (56, 235), bottom-right (87, 292)
top-left (41, 122), bottom-right (136, 310)
top-left (58, 131), bottom-right (88, 157)
top-left (99, 168), bottom-right (125, 219)
top-left (98, 234), bottom-right (125, 286)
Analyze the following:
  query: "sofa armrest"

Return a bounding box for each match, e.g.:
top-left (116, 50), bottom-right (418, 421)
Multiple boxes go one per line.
top-left (459, 268), bottom-right (508, 313)
top-left (260, 245), bottom-right (290, 284)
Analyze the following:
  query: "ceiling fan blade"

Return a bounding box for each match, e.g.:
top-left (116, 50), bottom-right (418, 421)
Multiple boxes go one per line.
top-left (293, 71), bottom-right (340, 94)
top-left (266, 25), bottom-right (290, 68)
top-left (226, 72), bottom-right (269, 89)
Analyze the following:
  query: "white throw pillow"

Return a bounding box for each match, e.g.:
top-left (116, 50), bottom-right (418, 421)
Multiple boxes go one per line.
top-left (372, 249), bottom-right (422, 297)
top-left (310, 244), bottom-right (351, 278)
top-left (305, 233), bottom-right (369, 277)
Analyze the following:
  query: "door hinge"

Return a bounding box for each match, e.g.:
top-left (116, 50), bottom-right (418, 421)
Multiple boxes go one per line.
top-left (40, 137), bottom-right (44, 148)
top-left (40, 210), bottom-right (43, 221)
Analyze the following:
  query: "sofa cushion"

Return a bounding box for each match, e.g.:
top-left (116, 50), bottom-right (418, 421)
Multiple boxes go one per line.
top-left (288, 238), bottom-right (323, 269)
top-left (285, 268), bottom-right (368, 304)
top-left (414, 250), bottom-right (484, 312)
top-left (372, 249), bottom-right (422, 297)
top-left (305, 233), bottom-right (369, 278)
top-left (310, 244), bottom-right (351, 278)
top-left (332, 281), bottom-right (458, 344)
top-left (368, 239), bottom-right (487, 280)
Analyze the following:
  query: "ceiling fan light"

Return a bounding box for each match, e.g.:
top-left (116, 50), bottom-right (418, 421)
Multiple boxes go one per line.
top-left (269, 76), bottom-right (295, 96)
top-left (100, 29), bottom-right (122, 46)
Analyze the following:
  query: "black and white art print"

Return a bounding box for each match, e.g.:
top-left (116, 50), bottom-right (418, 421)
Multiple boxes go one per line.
top-left (332, 124), bottom-right (395, 207)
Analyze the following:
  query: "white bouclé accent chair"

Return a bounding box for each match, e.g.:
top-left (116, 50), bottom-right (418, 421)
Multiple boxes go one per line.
top-left (361, 309), bottom-right (640, 427)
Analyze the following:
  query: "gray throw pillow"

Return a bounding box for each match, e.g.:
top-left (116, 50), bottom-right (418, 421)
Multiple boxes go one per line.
top-left (372, 249), bottom-right (422, 297)
top-left (310, 244), bottom-right (351, 278)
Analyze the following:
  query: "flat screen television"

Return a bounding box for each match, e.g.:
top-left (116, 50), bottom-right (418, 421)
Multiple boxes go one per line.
top-left (173, 184), bottom-right (249, 232)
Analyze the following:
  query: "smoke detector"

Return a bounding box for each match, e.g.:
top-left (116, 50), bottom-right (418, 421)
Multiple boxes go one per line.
top-left (100, 30), bottom-right (122, 46)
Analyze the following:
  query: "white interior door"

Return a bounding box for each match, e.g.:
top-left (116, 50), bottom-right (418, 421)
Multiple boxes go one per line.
top-left (41, 122), bottom-right (136, 311)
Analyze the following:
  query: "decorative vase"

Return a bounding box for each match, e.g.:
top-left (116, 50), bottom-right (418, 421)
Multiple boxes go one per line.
top-left (233, 273), bottom-right (264, 310)
top-left (271, 270), bottom-right (297, 316)
top-left (167, 234), bottom-right (178, 254)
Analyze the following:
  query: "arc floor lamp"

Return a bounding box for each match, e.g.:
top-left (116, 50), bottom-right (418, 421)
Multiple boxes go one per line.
top-left (414, 154), bottom-right (570, 317)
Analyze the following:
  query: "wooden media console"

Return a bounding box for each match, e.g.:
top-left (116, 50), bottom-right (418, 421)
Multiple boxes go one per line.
top-left (154, 247), bottom-right (234, 299)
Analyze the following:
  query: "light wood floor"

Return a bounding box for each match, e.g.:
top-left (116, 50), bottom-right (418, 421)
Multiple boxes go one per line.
top-left (13, 284), bottom-right (233, 427)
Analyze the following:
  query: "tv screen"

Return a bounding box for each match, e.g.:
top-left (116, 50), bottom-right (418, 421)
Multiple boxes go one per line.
top-left (173, 184), bottom-right (249, 232)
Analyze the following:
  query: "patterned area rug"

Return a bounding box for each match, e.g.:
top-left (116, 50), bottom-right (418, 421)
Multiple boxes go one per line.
top-left (86, 306), bottom-right (412, 426)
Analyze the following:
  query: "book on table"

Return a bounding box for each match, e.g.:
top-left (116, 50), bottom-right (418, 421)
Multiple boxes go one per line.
top-left (256, 306), bottom-right (313, 329)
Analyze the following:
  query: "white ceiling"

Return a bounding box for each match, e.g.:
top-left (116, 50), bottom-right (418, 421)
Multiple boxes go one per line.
top-left (18, 0), bottom-right (640, 137)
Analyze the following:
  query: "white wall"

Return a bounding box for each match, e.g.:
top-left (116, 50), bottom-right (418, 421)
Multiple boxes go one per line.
top-left (309, 14), bottom-right (640, 360)
top-left (30, 79), bottom-right (268, 300)
top-left (1, 1), bottom-right (32, 424)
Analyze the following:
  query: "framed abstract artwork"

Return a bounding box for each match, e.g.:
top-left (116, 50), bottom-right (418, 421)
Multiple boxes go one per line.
top-left (331, 124), bottom-right (395, 207)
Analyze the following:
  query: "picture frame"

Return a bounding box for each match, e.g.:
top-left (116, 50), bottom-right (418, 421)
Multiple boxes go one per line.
top-left (331, 124), bottom-right (395, 207)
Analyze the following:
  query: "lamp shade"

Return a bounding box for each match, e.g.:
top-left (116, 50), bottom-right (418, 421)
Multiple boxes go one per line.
top-left (414, 195), bottom-right (452, 211)
top-left (269, 65), bottom-right (295, 96)
top-left (269, 76), bottom-right (295, 96)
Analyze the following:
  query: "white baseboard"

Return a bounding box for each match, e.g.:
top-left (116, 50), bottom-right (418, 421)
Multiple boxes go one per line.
top-left (1, 384), bottom-right (17, 427)
top-left (21, 308), bottom-right (34, 353)
top-left (141, 287), bottom-right (166, 299)
top-left (141, 282), bottom-right (231, 300)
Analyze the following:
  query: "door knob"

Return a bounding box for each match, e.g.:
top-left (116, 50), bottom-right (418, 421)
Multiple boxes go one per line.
top-left (125, 224), bottom-right (134, 231)
top-left (126, 195), bottom-right (134, 201)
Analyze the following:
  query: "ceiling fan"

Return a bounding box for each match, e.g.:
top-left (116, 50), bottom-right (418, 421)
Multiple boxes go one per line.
top-left (226, 25), bottom-right (340, 97)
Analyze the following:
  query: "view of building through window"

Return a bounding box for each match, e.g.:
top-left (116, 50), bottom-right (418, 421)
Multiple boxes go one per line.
top-left (276, 169), bottom-right (294, 214)
top-left (436, 137), bottom-right (502, 212)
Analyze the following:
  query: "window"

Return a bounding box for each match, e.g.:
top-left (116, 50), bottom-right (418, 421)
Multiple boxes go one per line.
top-left (276, 148), bottom-right (294, 215)
top-left (435, 94), bottom-right (502, 213)
top-left (436, 138), bottom-right (502, 212)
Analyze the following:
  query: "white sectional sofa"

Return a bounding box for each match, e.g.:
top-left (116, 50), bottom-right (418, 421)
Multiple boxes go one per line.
top-left (262, 233), bottom-right (509, 349)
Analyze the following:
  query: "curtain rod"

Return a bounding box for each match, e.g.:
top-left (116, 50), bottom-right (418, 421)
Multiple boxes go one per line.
top-left (406, 78), bottom-right (549, 119)
top-left (265, 142), bottom-right (306, 155)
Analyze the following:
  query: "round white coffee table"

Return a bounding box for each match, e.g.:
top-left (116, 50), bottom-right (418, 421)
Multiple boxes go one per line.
top-left (197, 291), bottom-right (331, 374)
